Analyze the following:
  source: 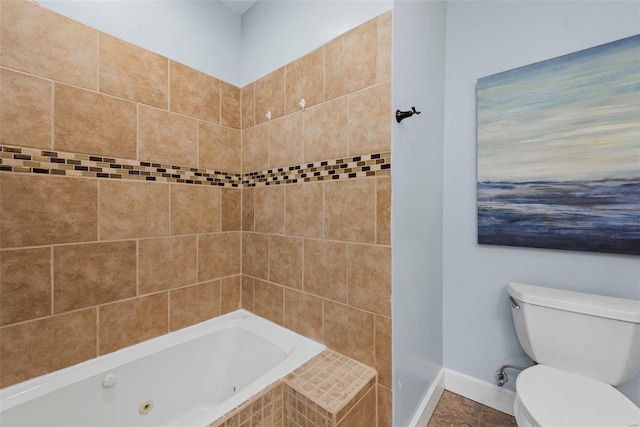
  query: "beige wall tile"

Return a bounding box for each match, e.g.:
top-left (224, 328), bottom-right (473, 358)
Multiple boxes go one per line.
top-left (323, 301), bottom-right (374, 366)
top-left (270, 112), bottom-right (303, 168)
top-left (253, 280), bottom-right (284, 326)
top-left (242, 232), bottom-right (268, 280)
top-left (0, 309), bottom-right (96, 387)
top-left (99, 33), bottom-right (168, 108)
top-left (170, 61), bottom-right (220, 122)
top-left (377, 11), bottom-right (392, 83)
top-left (221, 81), bottom-right (241, 130)
top-left (171, 184), bottom-right (221, 235)
top-left (336, 386), bottom-right (377, 427)
top-left (325, 19), bottom-right (376, 100)
top-left (138, 105), bottom-right (197, 166)
top-left (0, 308), bottom-right (96, 388)
top-left (303, 239), bottom-right (347, 303)
top-left (169, 281), bottom-right (220, 331)
top-left (221, 275), bottom-right (241, 315)
top-left (99, 180), bottom-right (170, 240)
top-left (139, 236), bottom-right (197, 294)
top-left (255, 185), bottom-right (285, 234)
top-left (0, 247), bottom-right (51, 326)
top-left (53, 241), bottom-right (136, 313)
top-left (285, 182), bottom-right (323, 238)
top-left (375, 315), bottom-right (392, 389)
top-left (242, 188), bottom-right (255, 231)
top-left (1, 174), bottom-right (97, 248)
top-left (241, 83), bottom-right (255, 130)
top-left (348, 243), bottom-right (391, 316)
top-left (348, 82), bottom-right (391, 156)
top-left (222, 189), bottom-right (241, 231)
top-left (324, 178), bottom-right (376, 243)
top-left (378, 385), bottom-right (393, 427)
top-left (0, 1), bottom-right (97, 89)
top-left (269, 235), bottom-right (303, 289)
top-left (255, 67), bottom-right (285, 125)
top-left (98, 293), bottom-right (168, 355)
top-left (242, 122), bottom-right (269, 173)
top-left (285, 48), bottom-right (324, 115)
top-left (303, 96), bottom-right (348, 163)
top-left (198, 121), bottom-right (241, 173)
top-left (0, 69), bottom-right (52, 148)
top-left (54, 83), bottom-right (137, 159)
top-left (284, 290), bottom-right (322, 342)
top-left (198, 232), bottom-right (241, 282)
top-left (241, 276), bottom-right (254, 311)
top-left (377, 176), bottom-right (391, 245)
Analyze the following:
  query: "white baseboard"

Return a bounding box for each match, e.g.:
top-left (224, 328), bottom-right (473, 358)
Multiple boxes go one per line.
top-left (408, 368), bottom-right (446, 427)
top-left (444, 369), bottom-right (516, 416)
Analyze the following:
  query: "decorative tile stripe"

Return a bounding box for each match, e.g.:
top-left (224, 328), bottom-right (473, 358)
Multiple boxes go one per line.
top-left (244, 152), bottom-right (391, 187)
top-left (0, 145), bottom-right (391, 188)
top-left (0, 145), bottom-right (243, 187)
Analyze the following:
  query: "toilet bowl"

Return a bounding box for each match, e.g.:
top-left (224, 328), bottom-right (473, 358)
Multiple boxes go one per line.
top-left (507, 282), bottom-right (640, 427)
top-left (514, 365), bottom-right (640, 427)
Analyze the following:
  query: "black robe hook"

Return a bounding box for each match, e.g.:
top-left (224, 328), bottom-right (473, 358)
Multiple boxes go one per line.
top-left (396, 106), bottom-right (421, 123)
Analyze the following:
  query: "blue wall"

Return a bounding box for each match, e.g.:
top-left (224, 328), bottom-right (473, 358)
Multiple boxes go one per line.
top-left (392, 1), bottom-right (447, 425)
top-left (443, 0), bottom-right (640, 406)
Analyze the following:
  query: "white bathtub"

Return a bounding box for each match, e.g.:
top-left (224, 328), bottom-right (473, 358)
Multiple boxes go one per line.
top-left (0, 309), bottom-right (325, 426)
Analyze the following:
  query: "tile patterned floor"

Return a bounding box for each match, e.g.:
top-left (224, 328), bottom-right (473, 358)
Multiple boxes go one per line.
top-left (427, 391), bottom-right (518, 427)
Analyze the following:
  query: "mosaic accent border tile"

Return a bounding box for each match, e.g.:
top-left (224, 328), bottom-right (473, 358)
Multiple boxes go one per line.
top-left (0, 145), bottom-right (390, 188)
top-left (244, 153), bottom-right (391, 187)
top-left (0, 145), bottom-right (243, 187)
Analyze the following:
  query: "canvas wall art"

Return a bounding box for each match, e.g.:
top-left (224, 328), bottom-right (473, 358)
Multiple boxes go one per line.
top-left (477, 34), bottom-right (639, 256)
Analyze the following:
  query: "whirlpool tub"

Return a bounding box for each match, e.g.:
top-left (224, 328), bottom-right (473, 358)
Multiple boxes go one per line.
top-left (0, 309), bottom-right (325, 426)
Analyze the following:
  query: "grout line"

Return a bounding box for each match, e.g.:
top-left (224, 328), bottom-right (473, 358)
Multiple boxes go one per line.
top-left (136, 103), bottom-right (140, 161)
top-left (96, 32), bottom-right (100, 92)
top-left (322, 46), bottom-right (326, 104)
top-left (167, 289), bottom-right (171, 332)
top-left (50, 246), bottom-right (54, 315)
top-left (167, 60), bottom-right (171, 111)
top-left (96, 305), bottom-right (100, 357)
top-left (196, 120), bottom-right (200, 169)
top-left (374, 177), bottom-right (378, 245)
top-left (346, 244), bottom-right (350, 306)
top-left (96, 181), bottom-right (101, 241)
top-left (135, 239), bottom-right (140, 296)
top-left (322, 182), bottom-right (326, 239)
top-left (50, 81), bottom-right (55, 150)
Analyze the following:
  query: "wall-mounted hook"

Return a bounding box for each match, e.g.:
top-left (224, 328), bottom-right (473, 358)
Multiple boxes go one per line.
top-left (396, 106), bottom-right (421, 123)
top-left (265, 110), bottom-right (272, 121)
top-left (299, 98), bottom-right (306, 111)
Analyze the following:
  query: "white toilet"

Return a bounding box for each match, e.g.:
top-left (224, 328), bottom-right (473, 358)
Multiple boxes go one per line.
top-left (508, 282), bottom-right (640, 427)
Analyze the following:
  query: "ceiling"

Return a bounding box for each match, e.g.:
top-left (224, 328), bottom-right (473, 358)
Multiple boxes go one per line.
top-left (220, 0), bottom-right (259, 15)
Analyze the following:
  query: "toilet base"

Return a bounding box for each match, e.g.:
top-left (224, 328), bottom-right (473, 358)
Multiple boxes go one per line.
top-left (513, 394), bottom-right (537, 427)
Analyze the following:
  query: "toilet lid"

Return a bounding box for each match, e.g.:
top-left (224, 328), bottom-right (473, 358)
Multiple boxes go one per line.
top-left (516, 365), bottom-right (640, 426)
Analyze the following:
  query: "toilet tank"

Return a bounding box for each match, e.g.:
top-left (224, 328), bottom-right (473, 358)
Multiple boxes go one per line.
top-left (508, 282), bottom-right (640, 386)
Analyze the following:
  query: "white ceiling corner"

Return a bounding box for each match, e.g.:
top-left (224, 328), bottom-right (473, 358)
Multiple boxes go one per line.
top-left (220, 0), bottom-right (259, 15)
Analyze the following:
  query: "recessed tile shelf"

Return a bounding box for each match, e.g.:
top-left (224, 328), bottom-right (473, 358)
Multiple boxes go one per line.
top-left (0, 145), bottom-right (391, 188)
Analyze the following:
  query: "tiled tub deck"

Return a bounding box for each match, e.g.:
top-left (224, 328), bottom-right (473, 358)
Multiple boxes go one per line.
top-left (210, 350), bottom-right (377, 427)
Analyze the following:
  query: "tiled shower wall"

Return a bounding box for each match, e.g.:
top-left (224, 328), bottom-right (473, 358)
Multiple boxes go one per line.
top-left (0, 1), bottom-right (392, 425)
top-left (0, 0), bottom-right (242, 388)
top-left (239, 12), bottom-right (392, 427)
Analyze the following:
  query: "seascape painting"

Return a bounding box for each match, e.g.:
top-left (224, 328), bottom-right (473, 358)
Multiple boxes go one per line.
top-left (477, 34), bottom-right (640, 256)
